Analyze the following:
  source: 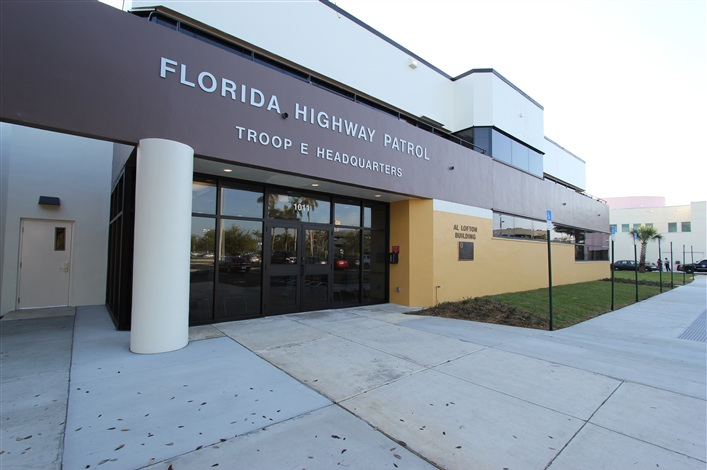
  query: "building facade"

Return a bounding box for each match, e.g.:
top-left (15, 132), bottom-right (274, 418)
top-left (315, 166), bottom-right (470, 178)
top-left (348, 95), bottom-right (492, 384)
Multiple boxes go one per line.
top-left (607, 197), bottom-right (706, 268)
top-left (1, 1), bottom-right (609, 341)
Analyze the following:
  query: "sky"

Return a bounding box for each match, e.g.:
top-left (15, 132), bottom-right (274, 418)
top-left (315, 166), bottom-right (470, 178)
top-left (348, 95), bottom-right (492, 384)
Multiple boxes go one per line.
top-left (101, 0), bottom-right (705, 206)
top-left (332, 0), bottom-right (706, 206)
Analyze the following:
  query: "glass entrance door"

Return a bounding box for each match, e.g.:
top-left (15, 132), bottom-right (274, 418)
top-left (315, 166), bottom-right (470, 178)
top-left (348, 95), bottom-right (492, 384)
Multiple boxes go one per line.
top-left (264, 223), bottom-right (331, 314)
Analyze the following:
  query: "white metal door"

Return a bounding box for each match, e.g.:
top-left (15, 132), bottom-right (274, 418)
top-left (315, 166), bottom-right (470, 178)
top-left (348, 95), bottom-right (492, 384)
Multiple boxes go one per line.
top-left (18, 219), bottom-right (73, 309)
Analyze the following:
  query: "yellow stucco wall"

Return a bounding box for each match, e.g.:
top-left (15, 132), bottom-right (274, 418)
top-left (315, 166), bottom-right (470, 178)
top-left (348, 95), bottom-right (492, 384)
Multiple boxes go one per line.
top-left (390, 200), bottom-right (609, 307)
top-left (389, 200), bottom-right (435, 306)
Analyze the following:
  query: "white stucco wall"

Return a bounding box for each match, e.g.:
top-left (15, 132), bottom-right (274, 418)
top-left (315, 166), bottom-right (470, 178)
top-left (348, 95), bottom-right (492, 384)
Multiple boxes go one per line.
top-left (543, 137), bottom-right (586, 191)
top-left (453, 71), bottom-right (545, 151)
top-left (0, 124), bottom-right (113, 315)
top-left (609, 201), bottom-right (706, 263)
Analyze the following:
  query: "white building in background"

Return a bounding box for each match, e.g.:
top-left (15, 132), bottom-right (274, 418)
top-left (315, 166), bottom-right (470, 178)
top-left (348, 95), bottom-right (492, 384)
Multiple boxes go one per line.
top-left (607, 197), bottom-right (706, 267)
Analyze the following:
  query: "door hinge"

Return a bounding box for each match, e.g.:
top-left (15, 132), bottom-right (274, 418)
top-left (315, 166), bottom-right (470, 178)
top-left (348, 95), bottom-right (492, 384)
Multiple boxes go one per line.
top-left (17, 297), bottom-right (20, 304)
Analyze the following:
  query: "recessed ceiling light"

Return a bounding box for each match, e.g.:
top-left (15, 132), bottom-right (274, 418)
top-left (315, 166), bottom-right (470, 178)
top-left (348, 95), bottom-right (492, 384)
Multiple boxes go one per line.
top-left (374, 194), bottom-right (382, 198)
top-left (311, 183), bottom-right (319, 187)
top-left (223, 169), bottom-right (233, 173)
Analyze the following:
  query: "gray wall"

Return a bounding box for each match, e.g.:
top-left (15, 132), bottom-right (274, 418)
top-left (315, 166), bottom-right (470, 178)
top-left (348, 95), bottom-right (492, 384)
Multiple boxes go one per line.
top-left (0, 124), bottom-right (113, 315)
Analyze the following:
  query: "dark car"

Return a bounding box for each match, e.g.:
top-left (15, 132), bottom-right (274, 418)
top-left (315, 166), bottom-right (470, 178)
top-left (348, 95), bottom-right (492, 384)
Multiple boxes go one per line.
top-left (220, 256), bottom-right (251, 273)
top-left (677, 259), bottom-right (707, 273)
top-left (611, 260), bottom-right (637, 271)
top-left (612, 260), bottom-right (660, 271)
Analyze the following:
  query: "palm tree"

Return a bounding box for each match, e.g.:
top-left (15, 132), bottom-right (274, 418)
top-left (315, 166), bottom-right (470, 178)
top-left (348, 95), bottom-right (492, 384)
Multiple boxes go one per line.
top-left (629, 225), bottom-right (662, 272)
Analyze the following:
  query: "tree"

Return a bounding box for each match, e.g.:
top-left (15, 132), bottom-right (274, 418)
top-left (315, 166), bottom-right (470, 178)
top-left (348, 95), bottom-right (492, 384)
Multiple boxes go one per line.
top-left (629, 225), bottom-right (662, 272)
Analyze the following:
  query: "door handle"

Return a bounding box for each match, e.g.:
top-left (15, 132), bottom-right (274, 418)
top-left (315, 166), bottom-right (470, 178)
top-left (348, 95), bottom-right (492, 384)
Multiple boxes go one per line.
top-left (60, 262), bottom-right (69, 272)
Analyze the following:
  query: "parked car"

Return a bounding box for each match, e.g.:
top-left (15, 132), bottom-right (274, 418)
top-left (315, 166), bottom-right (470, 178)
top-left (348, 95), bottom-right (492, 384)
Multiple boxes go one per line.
top-left (677, 259), bottom-right (707, 273)
top-left (611, 260), bottom-right (636, 271)
top-left (334, 258), bottom-right (349, 270)
top-left (220, 256), bottom-right (251, 273)
top-left (611, 260), bottom-right (660, 271)
top-left (643, 262), bottom-right (660, 272)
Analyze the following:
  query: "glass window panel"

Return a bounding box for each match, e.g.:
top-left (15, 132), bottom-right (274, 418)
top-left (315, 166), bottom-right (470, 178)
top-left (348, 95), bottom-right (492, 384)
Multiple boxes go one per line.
top-left (491, 130), bottom-right (512, 164)
top-left (54, 227), bottom-right (66, 251)
top-left (270, 227), bottom-right (298, 264)
top-left (305, 229), bottom-right (329, 264)
top-left (622, 224), bottom-right (630, 232)
top-left (681, 222), bottom-right (691, 232)
top-left (365, 229), bottom-right (387, 303)
top-left (220, 186), bottom-right (263, 218)
top-left (216, 219), bottom-right (262, 320)
top-left (363, 206), bottom-right (372, 228)
top-left (219, 220), bottom-right (263, 260)
top-left (533, 220), bottom-right (548, 240)
top-left (269, 275), bottom-right (297, 311)
top-left (190, 217), bottom-right (216, 322)
top-left (528, 150), bottom-right (544, 177)
top-left (267, 192), bottom-right (330, 223)
top-left (303, 274), bottom-right (329, 310)
top-left (192, 180), bottom-right (217, 214)
top-left (364, 204), bottom-right (386, 229)
top-left (472, 127), bottom-right (491, 156)
top-left (511, 216), bottom-right (533, 239)
top-left (511, 140), bottom-right (530, 172)
top-left (498, 214), bottom-right (515, 237)
top-left (552, 225), bottom-right (575, 243)
top-left (492, 212), bottom-right (503, 237)
top-left (335, 202), bottom-right (361, 226)
top-left (334, 228), bottom-right (361, 306)
top-left (668, 222), bottom-right (677, 233)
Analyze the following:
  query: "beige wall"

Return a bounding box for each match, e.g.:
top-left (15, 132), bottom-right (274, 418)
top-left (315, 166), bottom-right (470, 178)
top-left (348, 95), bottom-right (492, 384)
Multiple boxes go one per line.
top-left (390, 199), bottom-right (609, 308)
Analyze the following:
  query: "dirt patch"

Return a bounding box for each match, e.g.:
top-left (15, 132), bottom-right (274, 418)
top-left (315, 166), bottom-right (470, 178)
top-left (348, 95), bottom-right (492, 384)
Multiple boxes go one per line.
top-left (410, 297), bottom-right (548, 330)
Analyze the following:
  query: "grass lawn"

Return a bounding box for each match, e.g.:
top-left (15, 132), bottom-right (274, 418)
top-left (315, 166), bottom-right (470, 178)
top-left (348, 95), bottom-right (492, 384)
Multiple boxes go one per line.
top-left (412, 272), bottom-right (696, 331)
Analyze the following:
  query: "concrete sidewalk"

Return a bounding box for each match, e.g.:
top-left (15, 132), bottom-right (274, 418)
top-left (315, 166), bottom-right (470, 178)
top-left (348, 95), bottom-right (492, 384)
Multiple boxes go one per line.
top-left (1, 278), bottom-right (705, 469)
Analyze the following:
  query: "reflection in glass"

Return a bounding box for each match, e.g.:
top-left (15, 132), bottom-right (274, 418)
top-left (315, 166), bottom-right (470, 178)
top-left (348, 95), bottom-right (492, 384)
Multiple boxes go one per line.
top-left (54, 227), bottom-right (66, 251)
top-left (365, 229), bottom-right (387, 303)
top-left (270, 227), bottom-right (297, 264)
top-left (305, 229), bottom-right (329, 264)
top-left (270, 275), bottom-right (297, 311)
top-left (303, 274), bottom-right (328, 310)
top-left (267, 192), bottom-right (330, 223)
top-left (221, 186), bottom-right (263, 218)
top-left (492, 130), bottom-right (512, 164)
top-left (364, 204), bottom-right (387, 229)
top-left (511, 140), bottom-right (529, 171)
top-left (192, 180), bottom-right (217, 214)
top-left (190, 217), bottom-right (215, 321)
top-left (216, 220), bottom-right (262, 319)
top-left (334, 228), bottom-right (360, 305)
top-left (335, 202), bottom-right (360, 226)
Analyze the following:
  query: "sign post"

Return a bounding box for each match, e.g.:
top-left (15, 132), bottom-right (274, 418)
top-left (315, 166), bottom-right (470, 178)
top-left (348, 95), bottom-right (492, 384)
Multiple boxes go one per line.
top-left (611, 226), bottom-right (616, 310)
top-left (670, 242), bottom-right (674, 288)
top-left (633, 232), bottom-right (639, 302)
top-left (658, 237), bottom-right (662, 293)
top-left (546, 210), bottom-right (553, 331)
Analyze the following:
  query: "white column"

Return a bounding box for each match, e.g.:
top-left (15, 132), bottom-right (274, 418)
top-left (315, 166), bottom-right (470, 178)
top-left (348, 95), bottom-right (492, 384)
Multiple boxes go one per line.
top-left (130, 138), bottom-right (193, 354)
